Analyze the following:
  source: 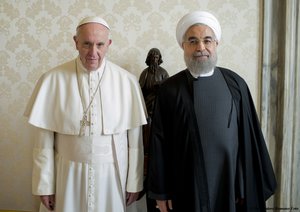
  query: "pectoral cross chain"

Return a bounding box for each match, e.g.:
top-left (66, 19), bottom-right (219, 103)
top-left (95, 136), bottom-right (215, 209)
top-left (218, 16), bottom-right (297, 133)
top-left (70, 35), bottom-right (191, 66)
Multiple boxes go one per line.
top-left (80, 115), bottom-right (90, 127)
top-left (79, 114), bottom-right (90, 136)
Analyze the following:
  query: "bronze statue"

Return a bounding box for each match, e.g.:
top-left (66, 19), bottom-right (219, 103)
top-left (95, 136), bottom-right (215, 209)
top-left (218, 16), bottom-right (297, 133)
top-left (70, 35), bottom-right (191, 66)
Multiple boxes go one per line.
top-left (139, 48), bottom-right (169, 211)
top-left (139, 48), bottom-right (169, 120)
top-left (139, 48), bottom-right (169, 173)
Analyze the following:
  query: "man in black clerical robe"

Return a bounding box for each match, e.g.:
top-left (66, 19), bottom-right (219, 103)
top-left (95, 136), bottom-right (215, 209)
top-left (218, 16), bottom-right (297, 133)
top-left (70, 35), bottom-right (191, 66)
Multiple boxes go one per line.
top-left (147, 11), bottom-right (276, 212)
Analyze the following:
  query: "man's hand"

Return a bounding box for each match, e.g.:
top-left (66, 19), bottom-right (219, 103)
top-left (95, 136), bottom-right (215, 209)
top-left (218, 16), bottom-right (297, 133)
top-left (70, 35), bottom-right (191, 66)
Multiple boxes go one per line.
top-left (156, 200), bottom-right (173, 212)
top-left (126, 192), bottom-right (140, 206)
top-left (40, 195), bottom-right (55, 211)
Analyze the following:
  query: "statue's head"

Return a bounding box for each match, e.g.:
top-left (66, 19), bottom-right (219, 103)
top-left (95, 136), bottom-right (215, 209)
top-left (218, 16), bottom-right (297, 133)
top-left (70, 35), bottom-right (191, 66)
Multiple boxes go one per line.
top-left (145, 48), bottom-right (163, 66)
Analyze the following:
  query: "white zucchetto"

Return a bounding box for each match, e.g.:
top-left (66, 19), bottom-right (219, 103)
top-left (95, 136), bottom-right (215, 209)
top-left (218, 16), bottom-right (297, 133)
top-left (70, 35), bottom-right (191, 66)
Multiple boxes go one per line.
top-left (77, 16), bottom-right (110, 30)
top-left (176, 11), bottom-right (221, 48)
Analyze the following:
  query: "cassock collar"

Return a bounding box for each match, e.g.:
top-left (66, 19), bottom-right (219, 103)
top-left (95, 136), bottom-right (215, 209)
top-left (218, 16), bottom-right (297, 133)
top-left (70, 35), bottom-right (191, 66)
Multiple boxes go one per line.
top-left (184, 67), bottom-right (218, 99)
top-left (188, 68), bottom-right (214, 78)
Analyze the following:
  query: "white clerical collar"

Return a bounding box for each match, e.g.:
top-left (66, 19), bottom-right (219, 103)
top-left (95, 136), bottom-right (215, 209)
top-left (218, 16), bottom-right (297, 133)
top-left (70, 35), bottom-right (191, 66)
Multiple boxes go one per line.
top-left (190, 68), bottom-right (214, 78)
top-left (76, 56), bottom-right (106, 75)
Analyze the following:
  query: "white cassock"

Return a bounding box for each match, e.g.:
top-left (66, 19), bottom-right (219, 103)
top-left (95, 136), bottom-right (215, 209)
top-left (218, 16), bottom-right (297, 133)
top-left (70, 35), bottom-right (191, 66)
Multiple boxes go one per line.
top-left (24, 57), bottom-right (147, 212)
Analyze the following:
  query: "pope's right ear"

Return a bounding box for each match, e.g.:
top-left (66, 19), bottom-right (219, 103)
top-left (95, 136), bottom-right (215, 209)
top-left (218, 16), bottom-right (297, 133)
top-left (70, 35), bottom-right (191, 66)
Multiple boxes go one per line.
top-left (73, 36), bottom-right (78, 50)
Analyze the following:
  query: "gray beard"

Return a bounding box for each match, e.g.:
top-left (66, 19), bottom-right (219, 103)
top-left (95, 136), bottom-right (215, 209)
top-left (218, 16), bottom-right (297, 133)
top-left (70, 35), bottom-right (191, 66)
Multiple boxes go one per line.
top-left (184, 53), bottom-right (217, 76)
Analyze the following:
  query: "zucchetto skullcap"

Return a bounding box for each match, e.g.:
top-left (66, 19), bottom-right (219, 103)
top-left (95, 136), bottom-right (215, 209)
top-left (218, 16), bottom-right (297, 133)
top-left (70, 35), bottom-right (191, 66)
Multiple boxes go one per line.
top-left (176, 11), bottom-right (221, 48)
top-left (77, 16), bottom-right (110, 30)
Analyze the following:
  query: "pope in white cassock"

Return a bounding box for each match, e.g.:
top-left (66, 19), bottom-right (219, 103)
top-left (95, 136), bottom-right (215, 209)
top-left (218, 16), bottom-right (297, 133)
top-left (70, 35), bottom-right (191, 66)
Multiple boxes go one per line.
top-left (24, 16), bottom-right (147, 212)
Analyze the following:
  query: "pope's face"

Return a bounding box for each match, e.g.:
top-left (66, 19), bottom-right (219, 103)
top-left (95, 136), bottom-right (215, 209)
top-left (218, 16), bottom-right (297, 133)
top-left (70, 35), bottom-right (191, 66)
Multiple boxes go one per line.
top-left (73, 23), bottom-right (111, 71)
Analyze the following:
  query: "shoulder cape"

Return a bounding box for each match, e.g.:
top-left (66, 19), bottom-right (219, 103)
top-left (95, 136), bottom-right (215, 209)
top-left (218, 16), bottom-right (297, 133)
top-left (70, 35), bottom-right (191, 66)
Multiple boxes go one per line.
top-left (24, 59), bottom-right (147, 135)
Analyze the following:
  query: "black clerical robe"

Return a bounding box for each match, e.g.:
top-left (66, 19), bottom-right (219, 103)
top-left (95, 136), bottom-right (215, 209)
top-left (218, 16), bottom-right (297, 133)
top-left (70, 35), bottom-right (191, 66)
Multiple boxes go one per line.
top-left (147, 67), bottom-right (276, 212)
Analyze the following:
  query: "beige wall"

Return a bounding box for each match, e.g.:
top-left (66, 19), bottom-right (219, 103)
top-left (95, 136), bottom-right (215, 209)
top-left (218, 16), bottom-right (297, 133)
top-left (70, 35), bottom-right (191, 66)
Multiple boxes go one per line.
top-left (0, 0), bottom-right (260, 211)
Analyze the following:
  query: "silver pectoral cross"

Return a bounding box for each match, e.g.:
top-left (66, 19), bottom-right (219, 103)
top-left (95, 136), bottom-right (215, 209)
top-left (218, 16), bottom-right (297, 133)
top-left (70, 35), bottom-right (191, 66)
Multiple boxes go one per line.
top-left (79, 114), bottom-right (90, 136)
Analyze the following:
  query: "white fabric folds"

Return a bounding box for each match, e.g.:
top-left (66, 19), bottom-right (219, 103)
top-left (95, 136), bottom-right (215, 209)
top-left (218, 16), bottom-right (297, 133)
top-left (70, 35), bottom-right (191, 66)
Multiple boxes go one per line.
top-left (24, 57), bottom-right (147, 135)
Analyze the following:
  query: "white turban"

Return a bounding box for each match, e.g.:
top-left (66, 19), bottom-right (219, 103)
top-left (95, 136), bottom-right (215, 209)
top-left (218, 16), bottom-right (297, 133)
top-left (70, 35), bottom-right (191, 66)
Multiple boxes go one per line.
top-left (77, 16), bottom-right (110, 30)
top-left (176, 11), bottom-right (221, 48)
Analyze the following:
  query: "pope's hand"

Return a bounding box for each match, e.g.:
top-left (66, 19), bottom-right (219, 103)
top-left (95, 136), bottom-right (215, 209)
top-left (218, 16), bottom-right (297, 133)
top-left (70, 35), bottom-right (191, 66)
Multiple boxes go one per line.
top-left (40, 195), bottom-right (55, 211)
top-left (126, 192), bottom-right (140, 206)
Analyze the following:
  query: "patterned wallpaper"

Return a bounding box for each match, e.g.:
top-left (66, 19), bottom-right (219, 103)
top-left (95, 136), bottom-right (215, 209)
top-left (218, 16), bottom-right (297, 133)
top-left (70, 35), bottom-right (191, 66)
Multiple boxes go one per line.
top-left (0, 0), bottom-right (260, 210)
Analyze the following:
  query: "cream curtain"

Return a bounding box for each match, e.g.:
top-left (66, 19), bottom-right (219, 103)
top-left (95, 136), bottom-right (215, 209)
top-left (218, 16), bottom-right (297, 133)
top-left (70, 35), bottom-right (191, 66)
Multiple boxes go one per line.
top-left (261, 0), bottom-right (300, 209)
